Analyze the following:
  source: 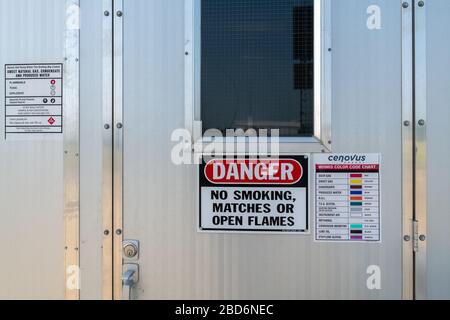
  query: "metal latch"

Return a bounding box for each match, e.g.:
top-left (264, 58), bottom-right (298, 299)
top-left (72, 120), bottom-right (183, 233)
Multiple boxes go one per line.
top-left (122, 264), bottom-right (139, 300)
top-left (413, 220), bottom-right (419, 253)
top-left (122, 240), bottom-right (140, 300)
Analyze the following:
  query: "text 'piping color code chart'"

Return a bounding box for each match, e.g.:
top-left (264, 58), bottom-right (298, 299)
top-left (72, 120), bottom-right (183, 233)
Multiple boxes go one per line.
top-left (314, 154), bottom-right (381, 242)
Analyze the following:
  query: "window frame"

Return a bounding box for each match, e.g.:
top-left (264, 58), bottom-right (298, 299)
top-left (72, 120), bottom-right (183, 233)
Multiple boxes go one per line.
top-left (185, 0), bottom-right (332, 154)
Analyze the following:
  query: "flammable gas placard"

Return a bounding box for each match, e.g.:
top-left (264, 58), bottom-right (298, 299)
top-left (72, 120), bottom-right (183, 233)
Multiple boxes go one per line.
top-left (4, 64), bottom-right (63, 140)
top-left (199, 156), bottom-right (309, 233)
top-left (314, 154), bottom-right (381, 242)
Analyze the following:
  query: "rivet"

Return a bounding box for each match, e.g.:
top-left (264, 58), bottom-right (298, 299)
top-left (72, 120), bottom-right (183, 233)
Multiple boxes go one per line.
top-left (104, 124), bottom-right (110, 130)
top-left (104, 230), bottom-right (110, 236)
top-left (419, 235), bottom-right (426, 241)
top-left (418, 1), bottom-right (425, 8)
top-left (117, 11), bottom-right (123, 17)
top-left (116, 229), bottom-right (122, 235)
top-left (117, 123), bottom-right (123, 129)
top-left (418, 119), bottom-right (426, 126)
top-left (104, 11), bottom-right (110, 17)
top-left (404, 120), bottom-right (410, 127)
top-left (402, 2), bottom-right (409, 9)
top-left (403, 235), bottom-right (411, 242)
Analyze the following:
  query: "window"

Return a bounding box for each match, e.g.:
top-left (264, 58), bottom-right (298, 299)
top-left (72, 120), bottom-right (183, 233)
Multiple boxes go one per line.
top-left (186, 0), bottom-right (331, 151)
top-left (201, 0), bottom-right (314, 137)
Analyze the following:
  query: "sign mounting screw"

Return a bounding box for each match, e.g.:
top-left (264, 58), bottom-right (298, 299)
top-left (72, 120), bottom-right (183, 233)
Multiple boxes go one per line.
top-left (117, 11), bottom-right (123, 17)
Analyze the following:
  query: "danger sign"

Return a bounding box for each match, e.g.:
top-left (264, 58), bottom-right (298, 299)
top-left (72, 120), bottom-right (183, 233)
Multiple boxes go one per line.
top-left (199, 156), bottom-right (309, 233)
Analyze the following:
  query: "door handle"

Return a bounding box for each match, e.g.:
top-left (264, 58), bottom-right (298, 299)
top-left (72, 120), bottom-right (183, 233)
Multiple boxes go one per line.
top-left (122, 264), bottom-right (139, 300)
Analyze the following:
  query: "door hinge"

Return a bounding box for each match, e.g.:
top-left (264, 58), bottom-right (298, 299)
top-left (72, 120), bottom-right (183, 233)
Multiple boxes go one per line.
top-left (413, 220), bottom-right (419, 253)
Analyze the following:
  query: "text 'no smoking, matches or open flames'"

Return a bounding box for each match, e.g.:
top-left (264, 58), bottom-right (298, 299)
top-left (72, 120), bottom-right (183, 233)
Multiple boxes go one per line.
top-left (199, 156), bottom-right (309, 233)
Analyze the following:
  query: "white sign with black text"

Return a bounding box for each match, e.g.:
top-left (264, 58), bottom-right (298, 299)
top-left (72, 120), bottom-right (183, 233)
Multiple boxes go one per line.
top-left (199, 156), bottom-right (309, 234)
top-left (314, 154), bottom-right (381, 242)
top-left (4, 64), bottom-right (63, 140)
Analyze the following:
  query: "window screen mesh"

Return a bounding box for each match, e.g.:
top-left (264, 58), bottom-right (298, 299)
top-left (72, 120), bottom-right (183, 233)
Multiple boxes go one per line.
top-left (201, 0), bottom-right (314, 137)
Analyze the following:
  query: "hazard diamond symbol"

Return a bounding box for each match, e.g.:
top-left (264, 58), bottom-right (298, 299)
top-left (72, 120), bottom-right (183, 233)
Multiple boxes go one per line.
top-left (48, 117), bottom-right (56, 125)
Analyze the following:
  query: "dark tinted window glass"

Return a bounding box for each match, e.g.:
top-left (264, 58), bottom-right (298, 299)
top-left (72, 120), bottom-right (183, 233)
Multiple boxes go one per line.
top-left (201, 0), bottom-right (314, 137)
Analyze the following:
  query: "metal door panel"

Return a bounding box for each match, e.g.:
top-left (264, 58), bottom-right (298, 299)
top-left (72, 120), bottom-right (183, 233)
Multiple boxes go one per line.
top-left (120, 0), bottom-right (404, 300)
top-left (425, 0), bottom-right (450, 299)
top-left (0, 0), bottom-right (66, 299)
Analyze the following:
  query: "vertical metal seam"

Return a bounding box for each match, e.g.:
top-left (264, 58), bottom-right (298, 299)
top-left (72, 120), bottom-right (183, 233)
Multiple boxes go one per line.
top-left (64, 0), bottom-right (81, 300)
top-left (413, 0), bottom-right (428, 300)
top-left (102, 0), bottom-right (114, 300)
top-left (113, 0), bottom-right (124, 300)
top-left (401, 0), bottom-right (414, 301)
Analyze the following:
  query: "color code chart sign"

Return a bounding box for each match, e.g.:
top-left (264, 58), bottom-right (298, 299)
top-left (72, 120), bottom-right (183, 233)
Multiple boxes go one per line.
top-left (314, 154), bottom-right (381, 242)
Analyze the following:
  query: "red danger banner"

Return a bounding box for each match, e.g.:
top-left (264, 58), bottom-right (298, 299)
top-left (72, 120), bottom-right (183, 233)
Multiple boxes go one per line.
top-left (204, 159), bottom-right (303, 185)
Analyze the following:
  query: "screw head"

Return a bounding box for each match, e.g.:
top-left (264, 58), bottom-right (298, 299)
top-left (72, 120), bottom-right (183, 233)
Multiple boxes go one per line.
top-left (116, 229), bottom-right (122, 235)
top-left (117, 123), bottom-right (123, 129)
top-left (104, 230), bottom-right (110, 236)
top-left (402, 2), bottom-right (409, 8)
top-left (104, 124), bottom-right (110, 130)
top-left (418, 119), bottom-right (426, 126)
top-left (117, 11), bottom-right (123, 17)
top-left (419, 235), bottom-right (426, 241)
top-left (104, 11), bottom-right (110, 16)
top-left (418, 1), bottom-right (425, 7)
top-left (404, 120), bottom-right (411, 127)
top-left (404, 235), bottom-right (411, 242)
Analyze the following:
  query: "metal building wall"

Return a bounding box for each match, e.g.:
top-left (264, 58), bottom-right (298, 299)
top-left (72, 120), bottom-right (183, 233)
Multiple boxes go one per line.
top-left (425, 0), bottom-right (450, 300)
top-left (0, 0), bottom-right (66, 299)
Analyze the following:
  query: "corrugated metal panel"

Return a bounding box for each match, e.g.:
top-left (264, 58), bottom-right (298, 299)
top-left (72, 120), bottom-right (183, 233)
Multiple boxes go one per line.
top-left (426, 0), bottom-right (450, 300)
top-left (0, 0), bottom-right (65, 299)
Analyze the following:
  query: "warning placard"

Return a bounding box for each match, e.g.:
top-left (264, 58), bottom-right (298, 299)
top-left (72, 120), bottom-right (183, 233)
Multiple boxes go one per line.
top-left (4, 64), bottom-right (63, 139)
top-left (314, 154), bottom-right (381, 242)
top-left (199, 156), bottom-right (309, 233)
